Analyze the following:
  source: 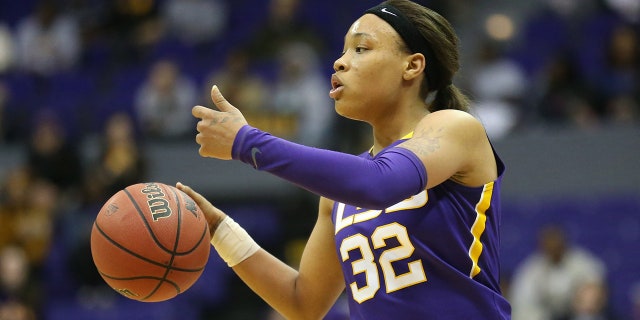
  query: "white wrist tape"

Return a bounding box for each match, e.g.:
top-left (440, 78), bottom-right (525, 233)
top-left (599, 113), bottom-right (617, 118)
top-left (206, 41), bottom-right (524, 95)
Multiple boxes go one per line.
top-left (210, 216), bottom-right (260, 267)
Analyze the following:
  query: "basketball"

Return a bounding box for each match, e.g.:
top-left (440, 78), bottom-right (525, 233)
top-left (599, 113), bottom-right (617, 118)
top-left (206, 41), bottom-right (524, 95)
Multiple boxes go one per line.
top-left (90, 182), bottom-right (210, 302)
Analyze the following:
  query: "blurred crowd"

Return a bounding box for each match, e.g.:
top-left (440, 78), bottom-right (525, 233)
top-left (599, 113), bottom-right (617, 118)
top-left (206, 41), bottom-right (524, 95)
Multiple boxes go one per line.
top-left (0, 0), bottom-right (638, 319)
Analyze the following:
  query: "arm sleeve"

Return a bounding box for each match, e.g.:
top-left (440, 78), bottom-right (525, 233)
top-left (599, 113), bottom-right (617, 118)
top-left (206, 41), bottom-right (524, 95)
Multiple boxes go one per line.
top-left (232, 125), bottom-right (427, 209)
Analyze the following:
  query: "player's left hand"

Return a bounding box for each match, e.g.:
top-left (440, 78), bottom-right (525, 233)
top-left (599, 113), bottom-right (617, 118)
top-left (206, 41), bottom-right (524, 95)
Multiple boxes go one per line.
top-left (176, 182), bottom-right (227, 238)
top-left (192, 85), bottom-right (248, 160)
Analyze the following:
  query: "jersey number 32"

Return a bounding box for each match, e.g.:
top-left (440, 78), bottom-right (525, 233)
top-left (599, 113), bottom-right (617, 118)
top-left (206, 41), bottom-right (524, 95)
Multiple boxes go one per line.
top-left (340, 222), bottom-right (427, 303)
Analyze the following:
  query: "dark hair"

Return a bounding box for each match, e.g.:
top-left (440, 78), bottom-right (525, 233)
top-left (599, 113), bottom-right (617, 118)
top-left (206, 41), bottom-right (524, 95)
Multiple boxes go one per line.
top-left (384, 0), bottom-right (470, 113)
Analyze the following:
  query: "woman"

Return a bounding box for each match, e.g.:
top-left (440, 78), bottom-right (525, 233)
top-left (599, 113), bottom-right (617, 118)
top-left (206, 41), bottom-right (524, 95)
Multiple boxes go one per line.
top-left (178, 0), bottom-right (511, 318)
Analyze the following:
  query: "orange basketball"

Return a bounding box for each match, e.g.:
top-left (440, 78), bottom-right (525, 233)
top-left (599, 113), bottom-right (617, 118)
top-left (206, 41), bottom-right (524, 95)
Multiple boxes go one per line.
top-left (90, 182), bottom-right (210, 302)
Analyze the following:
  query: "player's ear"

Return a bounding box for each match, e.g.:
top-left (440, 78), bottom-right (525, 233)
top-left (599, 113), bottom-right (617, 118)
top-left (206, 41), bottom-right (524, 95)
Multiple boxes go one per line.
top-left (403, 53), bottom-right (426, 81)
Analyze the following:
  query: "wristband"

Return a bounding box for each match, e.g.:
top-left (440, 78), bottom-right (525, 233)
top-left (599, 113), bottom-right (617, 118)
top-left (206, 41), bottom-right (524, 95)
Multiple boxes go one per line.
top-left (210, 216), bottom-right (260, 267)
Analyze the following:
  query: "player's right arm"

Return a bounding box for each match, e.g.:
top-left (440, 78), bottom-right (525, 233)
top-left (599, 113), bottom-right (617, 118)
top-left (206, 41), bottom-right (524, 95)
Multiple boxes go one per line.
top-left (178, 182), bottom-right (345, 319)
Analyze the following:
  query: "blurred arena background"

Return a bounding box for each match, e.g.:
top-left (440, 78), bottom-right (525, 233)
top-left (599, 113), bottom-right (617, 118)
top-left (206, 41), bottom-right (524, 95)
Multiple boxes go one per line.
top-left (0, 0), bottom-right (638, 319)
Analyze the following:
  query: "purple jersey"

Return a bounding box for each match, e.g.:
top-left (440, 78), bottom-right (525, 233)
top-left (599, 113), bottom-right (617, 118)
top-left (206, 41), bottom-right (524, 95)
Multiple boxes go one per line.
top-left (332, 139), bottom-right (511, 319)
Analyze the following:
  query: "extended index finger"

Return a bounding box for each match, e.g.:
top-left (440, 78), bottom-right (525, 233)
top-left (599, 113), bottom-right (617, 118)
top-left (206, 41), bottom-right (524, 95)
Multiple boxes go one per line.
top-left (176, 182), bottom-right (207, 206)
top-left (176, 182), bottom-right (227, 233)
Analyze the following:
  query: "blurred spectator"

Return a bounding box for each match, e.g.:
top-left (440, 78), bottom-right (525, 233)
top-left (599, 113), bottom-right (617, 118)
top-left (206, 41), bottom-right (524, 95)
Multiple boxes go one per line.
top-left (545, 0), bottom-right (598, 20)
top-left (604, 0), bottom-right (640, 23)
top-left (57, 113), bottom-right (146, 306)
top-left (101, 0), bottom-right (161, 65)
top-left (0, 245), bottom-right (38, 320)
top-left (0, 167), bottom-right (30, 251)
top-left (0, 23), bottom-right (12, 144)
top-left (8, 180), bottom-right (57, 271)
top-left (533, 53), bottom-right (599, 128)
top-left (0, 23), bottom-right (13, 73)
top-left (231, 0), bottom-right (332, 145)
top-left (270, 42), bottom-right (335, 147)
top-left (513, 0), bottom-right (598, 78)
top-left (510, 224), bottom-right (607, 320)
top-left (242, 0), bottom-right (326, 64)
top-left (134, 59), bottom-right (198, 139)
top-left (0, 82), bottom-right (7, 143)
top-left (595, 24), bottom-right (639, 123)
top-left (64, 0), bottom-right (113, 73)
top-left (469, 39), bottom-right (527, 139)
top-left (0, 299), bottom-right (36, 320)
top-left (14, 0), bottom-right (81, 76)
top-left (0, 167), bottom-right (57, 320)
top-left (202, 49), bottom-right (269, 115)
top-left (607, 95), bottom-right (639, 125)
top-left (84, 112), bottom-right (147, 201)
top-left (561, 281), bottom-right (616, 320)
top-left (160, 0), bottom-right (228, 46)
top-left (65, 0), bottom-right (108, 35)
top-left (26, 110), bottom-right (83, 201)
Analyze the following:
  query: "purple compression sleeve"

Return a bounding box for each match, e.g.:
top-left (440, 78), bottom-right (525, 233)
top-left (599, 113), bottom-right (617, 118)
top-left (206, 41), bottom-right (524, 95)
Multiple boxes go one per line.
top-left (232, 125), bottom-right (427, 209)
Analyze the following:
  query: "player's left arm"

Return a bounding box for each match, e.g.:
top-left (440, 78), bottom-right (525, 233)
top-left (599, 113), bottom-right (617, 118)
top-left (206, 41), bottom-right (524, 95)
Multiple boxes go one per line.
top-left (398, 109), bottom-right (495, 189)
top-left (178, 182), bottom-right (345, 319)
top-left (232, 196), bottom-right (346, 319)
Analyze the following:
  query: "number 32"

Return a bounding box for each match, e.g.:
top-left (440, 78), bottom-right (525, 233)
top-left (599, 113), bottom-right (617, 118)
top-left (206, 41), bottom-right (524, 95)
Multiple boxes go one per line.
top-left (339, 222), bottom-right (427, 303)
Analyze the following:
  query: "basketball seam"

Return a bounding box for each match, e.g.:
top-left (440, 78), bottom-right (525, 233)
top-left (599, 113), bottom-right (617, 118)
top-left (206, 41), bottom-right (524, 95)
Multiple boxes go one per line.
top-left (93, 222), bottom-right (204, 273)
top-left (143, 185), bottom-right (184, 300)
top-left (124, 187), bottom-right (204, 255)
top-left (124, 188), bottom-right (174, 254)
top-left (97, 272), bottom-right (181, 293)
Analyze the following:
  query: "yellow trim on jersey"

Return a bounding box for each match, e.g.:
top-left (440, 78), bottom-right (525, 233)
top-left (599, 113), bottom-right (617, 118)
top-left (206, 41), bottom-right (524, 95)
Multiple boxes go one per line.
top-left (468, 182), bottom-right (493, 278)
top-left (400, 132), bottom-right (414, 139)
top-left (369, 131), bottom-right (414, 154)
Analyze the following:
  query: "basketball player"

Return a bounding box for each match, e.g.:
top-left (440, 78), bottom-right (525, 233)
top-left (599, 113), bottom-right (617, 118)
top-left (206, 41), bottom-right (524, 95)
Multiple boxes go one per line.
top-left (178, 0), bottom-right (512, 318)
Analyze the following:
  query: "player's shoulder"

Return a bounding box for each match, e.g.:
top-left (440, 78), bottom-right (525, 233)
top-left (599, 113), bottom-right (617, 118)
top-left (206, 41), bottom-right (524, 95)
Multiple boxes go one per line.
top-left (425, 109), bottom-right (481, 124)
top-left (420, 109), bottom-right (486, 137)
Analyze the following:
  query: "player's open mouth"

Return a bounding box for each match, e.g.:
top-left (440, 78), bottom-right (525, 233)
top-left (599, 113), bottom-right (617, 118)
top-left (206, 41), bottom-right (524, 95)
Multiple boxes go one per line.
top-left (329, 74), bottom-right (343, 99)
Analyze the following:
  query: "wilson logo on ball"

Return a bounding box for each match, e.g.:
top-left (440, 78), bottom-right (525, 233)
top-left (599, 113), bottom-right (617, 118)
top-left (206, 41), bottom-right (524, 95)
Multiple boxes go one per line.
top-left (184, 197), bottom-right (199, 219)
top-left (141, 182), bottom-right (172, 221)
top-left (105, 203), bottom-right (118, 216)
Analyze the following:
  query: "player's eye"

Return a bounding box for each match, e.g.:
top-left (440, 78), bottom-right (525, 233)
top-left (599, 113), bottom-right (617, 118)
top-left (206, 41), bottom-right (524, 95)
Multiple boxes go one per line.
top-left (355, 46), bottom-right (367, 53)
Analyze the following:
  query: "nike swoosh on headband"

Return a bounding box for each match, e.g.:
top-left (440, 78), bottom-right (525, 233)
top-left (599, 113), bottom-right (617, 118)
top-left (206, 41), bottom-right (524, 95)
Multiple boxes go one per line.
top-left (381, 7), bottom-right (397, 16)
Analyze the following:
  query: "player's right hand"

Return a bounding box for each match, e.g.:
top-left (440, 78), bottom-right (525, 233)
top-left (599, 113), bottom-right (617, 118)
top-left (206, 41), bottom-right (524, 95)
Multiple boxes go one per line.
top-left (192, 85), bottom-right (248, 160)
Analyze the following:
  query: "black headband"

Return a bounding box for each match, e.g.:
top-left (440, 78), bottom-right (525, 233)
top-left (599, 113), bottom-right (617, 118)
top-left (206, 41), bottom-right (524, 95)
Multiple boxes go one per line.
top-left (364, 3), bottom-right (441, 89)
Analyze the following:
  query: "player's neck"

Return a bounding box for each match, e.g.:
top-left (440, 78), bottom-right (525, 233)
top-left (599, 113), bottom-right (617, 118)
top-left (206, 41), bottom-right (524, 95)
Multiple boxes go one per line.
top-left (370, 107), bottom-right (428, 155)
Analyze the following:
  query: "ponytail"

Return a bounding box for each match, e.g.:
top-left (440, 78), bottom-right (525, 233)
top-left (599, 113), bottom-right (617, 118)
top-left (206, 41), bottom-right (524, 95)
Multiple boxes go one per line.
top-left (429, 84), bottom-right (470, 113)
top-left (385, 0), bottom-right (472, 114)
